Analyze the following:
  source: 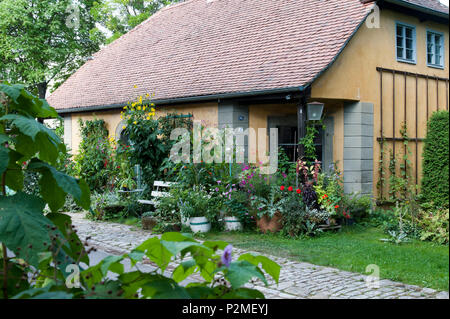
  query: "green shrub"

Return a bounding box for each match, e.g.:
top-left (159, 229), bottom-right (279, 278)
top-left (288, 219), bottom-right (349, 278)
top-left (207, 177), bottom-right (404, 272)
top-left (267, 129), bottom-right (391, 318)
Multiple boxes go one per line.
top-left (342, 194), bottom-right (373, 222)
top-left (418, 208), bottom-right (449, 245)
top-left (421, 110), bottom-right (449, 207)
top-left (121, 98), bottom-right (168, 189)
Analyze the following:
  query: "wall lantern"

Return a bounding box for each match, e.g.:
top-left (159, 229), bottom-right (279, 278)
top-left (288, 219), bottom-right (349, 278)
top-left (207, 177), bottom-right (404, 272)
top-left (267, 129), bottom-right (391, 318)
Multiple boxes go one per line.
top-left (306, 102), bottom-right (324, 121)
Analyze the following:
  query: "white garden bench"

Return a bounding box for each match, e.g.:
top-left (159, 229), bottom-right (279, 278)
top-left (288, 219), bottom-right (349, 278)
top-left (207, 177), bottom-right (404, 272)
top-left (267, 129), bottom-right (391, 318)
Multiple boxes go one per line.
top-left (138, 181), bottom-right (177, 206)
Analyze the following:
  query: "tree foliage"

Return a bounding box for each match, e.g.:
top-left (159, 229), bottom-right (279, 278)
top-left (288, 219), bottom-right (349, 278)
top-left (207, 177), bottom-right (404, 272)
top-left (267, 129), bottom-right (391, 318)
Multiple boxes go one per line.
top-left (0, 0), bottom-right (103, 97)
top-left (421, 110), bottom-right (449, 208)
top-left (91, 0), bottom-right (182, 44)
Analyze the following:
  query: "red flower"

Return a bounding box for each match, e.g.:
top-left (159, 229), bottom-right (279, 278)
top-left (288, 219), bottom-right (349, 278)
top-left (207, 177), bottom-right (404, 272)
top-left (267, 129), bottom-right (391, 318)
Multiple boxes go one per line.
top-left (322, 194), bottom-right (328, 199)
top-left (280, 186), bottom-right (285, 191)
top-left (288, 186), bottom-right (293, 192)
top-left (335, 205), bottom-right (339, 209)
top-left (296, 189), bottom-right (302, 194)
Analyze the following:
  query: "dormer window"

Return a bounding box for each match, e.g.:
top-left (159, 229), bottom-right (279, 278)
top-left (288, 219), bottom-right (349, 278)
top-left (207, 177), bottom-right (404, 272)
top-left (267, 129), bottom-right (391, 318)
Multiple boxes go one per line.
top-left (396, 22), bottom-right (416, 64)
top-left (427, 30), bottom-right (444, 69)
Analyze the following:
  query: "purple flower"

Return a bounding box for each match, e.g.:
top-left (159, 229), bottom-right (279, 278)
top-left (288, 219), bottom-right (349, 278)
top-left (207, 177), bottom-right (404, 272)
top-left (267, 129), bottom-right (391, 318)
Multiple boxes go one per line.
top-left (217, 181), bottom-right (221, 184)
top-left (215, 188), bottom-right (219, 192)
top-left (221, 245), bottom-right (233, 267)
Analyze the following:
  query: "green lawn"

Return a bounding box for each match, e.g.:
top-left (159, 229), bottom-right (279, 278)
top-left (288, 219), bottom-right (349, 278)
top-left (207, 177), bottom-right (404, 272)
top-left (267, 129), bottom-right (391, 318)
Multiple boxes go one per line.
top-left (199, 226), bottom-right (449, 291)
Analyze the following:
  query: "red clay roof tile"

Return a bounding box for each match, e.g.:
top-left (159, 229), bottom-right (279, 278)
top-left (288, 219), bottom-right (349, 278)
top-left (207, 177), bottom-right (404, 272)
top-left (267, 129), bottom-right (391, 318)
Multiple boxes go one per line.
top-left (48, 0), bottom-right (378, 111)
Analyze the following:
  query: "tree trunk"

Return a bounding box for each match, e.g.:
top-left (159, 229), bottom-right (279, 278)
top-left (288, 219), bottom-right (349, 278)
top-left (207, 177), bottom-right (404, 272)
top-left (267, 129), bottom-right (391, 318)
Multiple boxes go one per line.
top-left (36, 82), bottom-right (47, 123)
top-left (37, 82), bottom-right (47, 99)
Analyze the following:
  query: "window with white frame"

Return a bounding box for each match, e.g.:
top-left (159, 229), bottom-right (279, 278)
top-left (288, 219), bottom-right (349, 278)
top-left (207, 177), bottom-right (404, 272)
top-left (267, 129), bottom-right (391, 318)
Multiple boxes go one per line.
top-left (427, 30), bottom-right (444, 68)
top-left (396, 23), bottom-right (416, 63)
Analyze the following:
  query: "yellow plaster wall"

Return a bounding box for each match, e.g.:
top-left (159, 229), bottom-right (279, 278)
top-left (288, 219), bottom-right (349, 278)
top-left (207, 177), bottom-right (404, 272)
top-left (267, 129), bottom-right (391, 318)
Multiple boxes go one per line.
top-left (70, 110), bottom-right (123, 155)
top-left (311, 9), bottom-right (449, 195)
top-left (70, 102), bottom-right (218, 155)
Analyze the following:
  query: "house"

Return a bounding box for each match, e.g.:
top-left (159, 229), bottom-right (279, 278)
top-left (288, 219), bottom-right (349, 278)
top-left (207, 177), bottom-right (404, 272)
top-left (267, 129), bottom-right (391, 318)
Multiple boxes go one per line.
top-left (48, 0), bottom-right (449, 197)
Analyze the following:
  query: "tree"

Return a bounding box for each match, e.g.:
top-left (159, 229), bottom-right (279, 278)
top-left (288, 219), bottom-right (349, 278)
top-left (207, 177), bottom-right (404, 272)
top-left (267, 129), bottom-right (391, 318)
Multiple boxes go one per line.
top-left (91, 0), bottom-right (181, 44)
top-left (0, 0), bottom-right (103, 98)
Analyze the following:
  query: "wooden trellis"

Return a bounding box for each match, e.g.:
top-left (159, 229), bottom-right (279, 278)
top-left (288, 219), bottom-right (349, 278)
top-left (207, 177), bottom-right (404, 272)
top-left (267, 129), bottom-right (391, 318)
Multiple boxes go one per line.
top-left (376, 67), bottom-right (449, 198)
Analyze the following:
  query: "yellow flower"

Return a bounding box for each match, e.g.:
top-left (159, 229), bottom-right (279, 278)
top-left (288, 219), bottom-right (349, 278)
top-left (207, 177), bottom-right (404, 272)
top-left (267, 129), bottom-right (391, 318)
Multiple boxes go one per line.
top-left (151, 103), bottom-right (155, 106)
top-left (133, 121), bottom-right (137, 125)
top-left (122, 126), bottom-right (126, 129)
top-left (132, 102), bottom-right (136, 107)
top-left (146, 93), bottom-right (149, 97)
top-left (134, 85), bottom-right (137, 89)
top-left (123, 106), bottom-right (127, 110)
top-left (151, 108), bottom-right (155, 112)
top-left (139, 96), bottom-right (143, 104)
top-left (143, 106), bottom-right (147, 111)
top-left (137, 106), bottom-right (141, 111)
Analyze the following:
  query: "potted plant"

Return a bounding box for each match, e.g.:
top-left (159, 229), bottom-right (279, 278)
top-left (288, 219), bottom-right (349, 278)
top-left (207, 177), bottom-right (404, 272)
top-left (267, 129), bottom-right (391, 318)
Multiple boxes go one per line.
top-left (253, 186), bottom-right (284, 233)
top-left (182, 187), bottom-right (214, 233)
top-left (179, 200), bottom-right (193, 227)
top-left (141, 211), bottom-right (157, 230)
top-left (119, 176), bottom-right (137, 191)
top-left (223, 190), bottom-right (250, 231)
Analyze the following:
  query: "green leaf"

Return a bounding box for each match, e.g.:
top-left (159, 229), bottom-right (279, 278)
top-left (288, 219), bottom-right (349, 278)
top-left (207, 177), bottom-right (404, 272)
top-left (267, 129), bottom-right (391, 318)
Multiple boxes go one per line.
top-left (0, 147), bottom-right (9, 176)
top-left (222, 287), bottom-right (265, 299)
top-left (202, 240), bottom-right (229, 251)
top-left (4, 85), bottom-right (58, 118)
top-left (46, 213), bottom-right (89, 265)
top-left (12, 286), bottom-right (72, 299)
top-left (0, 114), bottom-right (63, 165)
top-left (238, 253), bottom-right (281, 284)
top-left (100, 255), bottom-right (124, 276)
top-left (0, 134), bottom-right (11, 144)
top-left (160, 240), bottom-right (204, 256)
top-left (0, 147), bottom-right (23, 191)
top-left (141, 278), bottom-right (191, 299)
top-left (172, 259), bottom-right (197, 283)
top-left (184, 286), bottom-right (214, 299)
top-left (0, 192), bottom-right (53, 267)
top-left (30, 291), bottom-right (73, 299)
top-left (224, 260), bottom-right (267, 289)
top-left (28, 159), bottom-right (90, 211)
top-left (127, 250), bottom-right (145, 267)
top-left (134, 237), bottom-right (172, 271)
top-left (0, 259), bottom-right (30, 298)
top-left (0, 84), bottom-right (22, 103)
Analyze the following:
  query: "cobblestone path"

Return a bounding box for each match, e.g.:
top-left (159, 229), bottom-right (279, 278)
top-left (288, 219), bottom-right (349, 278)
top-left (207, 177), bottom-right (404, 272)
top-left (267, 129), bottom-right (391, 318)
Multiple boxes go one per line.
top-left (68, 213), bottom-right (449, 299)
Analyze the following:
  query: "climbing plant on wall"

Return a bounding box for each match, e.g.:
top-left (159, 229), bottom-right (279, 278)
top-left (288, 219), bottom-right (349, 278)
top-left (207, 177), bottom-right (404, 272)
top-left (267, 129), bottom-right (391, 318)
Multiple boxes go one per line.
top-left (74, 118), bottom-right (117, 192)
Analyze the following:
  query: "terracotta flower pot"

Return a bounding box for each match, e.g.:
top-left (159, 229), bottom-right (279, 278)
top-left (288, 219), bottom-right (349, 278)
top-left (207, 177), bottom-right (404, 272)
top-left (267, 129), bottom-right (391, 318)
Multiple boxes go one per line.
top-left (141, 216), bottom-right (157, 230)
top-left (257, 212), bottom-right (283, 233)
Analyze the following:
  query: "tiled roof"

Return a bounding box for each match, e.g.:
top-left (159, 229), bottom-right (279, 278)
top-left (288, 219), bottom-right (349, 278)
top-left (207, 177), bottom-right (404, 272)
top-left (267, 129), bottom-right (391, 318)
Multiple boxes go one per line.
top-left (401, 0), bottom-right (449, 14)
top-left (48, 0), bottom-right (377, 111)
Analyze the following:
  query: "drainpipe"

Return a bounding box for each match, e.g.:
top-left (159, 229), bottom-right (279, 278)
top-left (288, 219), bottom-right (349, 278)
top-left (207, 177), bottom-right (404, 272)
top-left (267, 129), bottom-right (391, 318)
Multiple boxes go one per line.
top-left (297, 88), bottom-right (311, 160)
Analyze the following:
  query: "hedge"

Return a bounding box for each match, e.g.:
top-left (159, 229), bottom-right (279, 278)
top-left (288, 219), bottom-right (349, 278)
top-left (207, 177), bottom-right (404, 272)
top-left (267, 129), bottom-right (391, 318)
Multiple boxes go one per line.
top-left (421, 110), bottom-right (449, 207)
